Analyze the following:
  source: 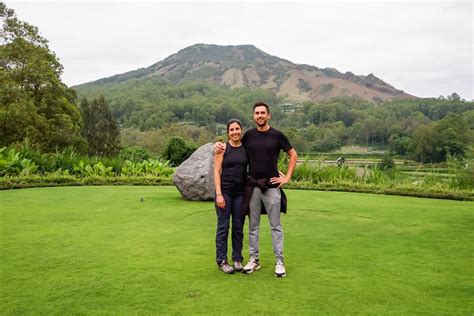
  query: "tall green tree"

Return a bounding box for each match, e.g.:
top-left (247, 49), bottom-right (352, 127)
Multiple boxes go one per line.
top-left (0, 2), bottom-right (84, 150)
top-left (411, 114), bottom-right (471, 162)
top-left (80, 96), bottom-right (120, 156)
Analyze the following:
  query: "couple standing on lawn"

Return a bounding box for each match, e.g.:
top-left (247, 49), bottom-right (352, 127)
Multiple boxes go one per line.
top-left (213, 101), bottom-right (298, 277)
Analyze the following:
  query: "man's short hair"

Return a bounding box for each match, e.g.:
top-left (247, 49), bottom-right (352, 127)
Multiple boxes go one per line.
top-left (253, 101), bottom-right (270, 113)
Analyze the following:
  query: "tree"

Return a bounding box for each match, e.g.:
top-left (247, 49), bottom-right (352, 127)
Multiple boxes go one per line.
top-left (282, 127), bottom-right (307, 152)
top-left (447, 92), bottom-right (461, 101)
top-left (162, 136), bottom-right (196, 166)
top-left (0, 2), bottom-right (85, 150)
top-left (411, 125), bottom-right (438, 163)
top-left (358, 116), bottom-right (382, 145)
top-left (433, 113), bottom-right (470, 159)
top-left (80, 96), bottom-right (120, 156)
top-left (410, 114), bottom-right (470, 162)
top-left (388, 134), bottom-right (411, 156)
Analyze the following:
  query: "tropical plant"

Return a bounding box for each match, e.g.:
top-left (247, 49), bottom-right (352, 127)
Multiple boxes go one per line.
top-left (84, 162), bottom-right (114, 177)
top-left (121, 160), bottom-right (145, 177)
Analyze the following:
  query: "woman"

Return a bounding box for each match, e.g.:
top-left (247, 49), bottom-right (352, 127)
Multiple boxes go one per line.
top-left (214, 118), bottom-right (247, 274)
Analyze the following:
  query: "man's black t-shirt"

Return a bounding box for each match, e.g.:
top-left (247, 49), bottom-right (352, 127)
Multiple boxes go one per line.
top-left (242, 127), bottom-right (292, 180)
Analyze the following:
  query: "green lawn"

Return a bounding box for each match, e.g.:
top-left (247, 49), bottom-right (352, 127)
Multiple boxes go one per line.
top-left (1, 186), bottom-right (472, 314)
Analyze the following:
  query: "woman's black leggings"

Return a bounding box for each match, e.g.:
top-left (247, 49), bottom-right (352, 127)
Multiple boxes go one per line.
top-left (215, 193), bottom-right (245, 265)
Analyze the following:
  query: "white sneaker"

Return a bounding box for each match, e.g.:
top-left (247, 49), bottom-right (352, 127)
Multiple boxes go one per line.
top-left (233, 261), bottom-right (243, 271)
top-left (275, 260), bottom-right (286, 277)
top-left (242, 257), bottom-right (260, 274)
top-left (219, 260), bottom-right (235, 274)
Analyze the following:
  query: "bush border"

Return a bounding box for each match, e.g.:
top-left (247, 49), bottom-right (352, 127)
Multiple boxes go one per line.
top-left (1, 176), bottom-right (473, 201)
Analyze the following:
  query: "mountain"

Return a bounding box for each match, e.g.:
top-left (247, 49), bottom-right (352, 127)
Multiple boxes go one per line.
top-left (75, 44), bottom-right (415, 103)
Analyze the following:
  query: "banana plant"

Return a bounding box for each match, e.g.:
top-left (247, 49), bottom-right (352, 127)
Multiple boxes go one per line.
top-left (121, 160), bottom-right (145, 176)
top-left (73, 160), bottom-right (87, 176)
top-left (145, 159), bottom-right (174, 177)
top-left (19, 158), bottom-right (39, 176)
top-left (84, 162), bottom-right (114, 177)
top-left (0, 148), bottom-right (23, 175)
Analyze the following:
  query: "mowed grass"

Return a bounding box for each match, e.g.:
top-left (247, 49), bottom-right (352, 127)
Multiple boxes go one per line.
top-left (0, 186), bottom-right (472, 314)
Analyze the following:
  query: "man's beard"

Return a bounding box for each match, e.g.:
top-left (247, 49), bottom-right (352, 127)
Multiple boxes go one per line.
top-left (255, 119), bottom-right (267, 127)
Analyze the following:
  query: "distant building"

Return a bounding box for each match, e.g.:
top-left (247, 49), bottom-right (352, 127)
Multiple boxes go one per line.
top-left (277, 102), bottom-right (304, 113)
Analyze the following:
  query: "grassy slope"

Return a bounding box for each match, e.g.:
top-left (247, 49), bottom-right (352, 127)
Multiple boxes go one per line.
top-left (0, 186), bottom-right (472, 314)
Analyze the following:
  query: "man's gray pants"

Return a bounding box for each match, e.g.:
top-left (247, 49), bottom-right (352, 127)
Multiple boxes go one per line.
top-left (248, 187), bottom-right (284, 262)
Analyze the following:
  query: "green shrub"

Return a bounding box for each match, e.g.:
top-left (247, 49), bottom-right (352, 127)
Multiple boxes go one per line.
top-left (452, 163), bottom-right (474, 189)
top-left (162, 137), bottom-right (197, 166)
top-left (49, 147), bottom-right (79, 172)
top-left (320, 83), bottom-right (335, 94)
top-left (89, 156), bottom-right (123, 175)
top-left (19, 158), bottom-right (38, 176)
top-left (72, 160), bottom-right (87, 177)
top-left (447, 157), bottom-right (474, 190)
top-left (0, 148), bottom-right (21, 176)
top-left (378, 153), bottom-right (396, 171)
top-left (317, 166), bottom-right (358, 183)
top-left (365, 168), bottom-right (397, 185)
top-left (292, 157), bottom-right (357, 183)
top-left (292, 158), bottom-right (318, 182)
top-left (118, 146), bottom-right (152, 162)
top-left (297, 79), bottom-right (312, 92)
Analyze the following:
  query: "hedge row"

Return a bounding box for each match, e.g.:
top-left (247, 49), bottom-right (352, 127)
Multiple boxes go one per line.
top-left (0, 175), bottom-right (173, 190)
top-left (1, 175), bottom-right (472, 201)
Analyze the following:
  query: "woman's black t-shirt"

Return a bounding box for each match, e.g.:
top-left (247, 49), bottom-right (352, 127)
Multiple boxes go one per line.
top-left (221, 143), bottom-right (248, 196)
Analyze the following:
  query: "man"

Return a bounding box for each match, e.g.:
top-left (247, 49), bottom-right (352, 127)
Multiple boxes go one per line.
top-left (216, 101), bottom-right (297, 277)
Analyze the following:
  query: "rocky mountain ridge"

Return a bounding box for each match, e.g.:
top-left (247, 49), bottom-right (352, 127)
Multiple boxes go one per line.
top-left (77, 43), bottom-right (414, 103)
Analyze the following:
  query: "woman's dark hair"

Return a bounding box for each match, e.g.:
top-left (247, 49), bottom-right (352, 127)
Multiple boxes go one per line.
top-left (226, 118), bottom-right (242, 133)
top-left (253, 101), bottom-right (270, 113)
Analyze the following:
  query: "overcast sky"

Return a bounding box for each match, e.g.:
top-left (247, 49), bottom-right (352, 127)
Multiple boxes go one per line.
top-left (5, 0), bottom-right (473, 100)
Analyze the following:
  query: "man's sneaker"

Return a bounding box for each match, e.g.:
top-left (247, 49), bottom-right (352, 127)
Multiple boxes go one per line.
top-left (219, 260), bottom-right (235, 274)
top-left (275, 260), bottom-right (286, 277)
top-left (242, 257), bottom-right (260, 274)
top-left (233, 261), bottom-right (243, 272)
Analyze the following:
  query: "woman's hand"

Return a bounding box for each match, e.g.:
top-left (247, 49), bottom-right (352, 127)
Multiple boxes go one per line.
top-left (216, 194), bottom-right (225, 209)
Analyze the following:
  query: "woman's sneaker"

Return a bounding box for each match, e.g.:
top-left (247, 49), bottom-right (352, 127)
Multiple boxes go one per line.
top-left (275, 259), bottom-right (286, 277)
top-left (219, 260), bottom-right (235, 274)
top-left (233, 261), bottom-right (243, 272)
top-left (242, 257), bottom-right (260, 274)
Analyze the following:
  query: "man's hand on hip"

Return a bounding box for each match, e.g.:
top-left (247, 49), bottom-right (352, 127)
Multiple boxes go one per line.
top-left (270, 174), bottom-right (290, 188)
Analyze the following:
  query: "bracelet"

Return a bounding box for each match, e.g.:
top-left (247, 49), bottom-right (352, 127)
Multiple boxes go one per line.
top-left (216, 194), bottom-right (223, 197)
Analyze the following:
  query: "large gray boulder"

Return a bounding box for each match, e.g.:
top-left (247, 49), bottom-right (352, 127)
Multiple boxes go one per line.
top-left (173, 143), bottom-right (215, 201)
